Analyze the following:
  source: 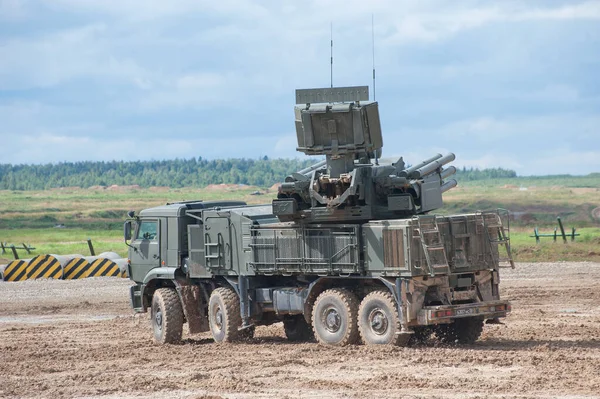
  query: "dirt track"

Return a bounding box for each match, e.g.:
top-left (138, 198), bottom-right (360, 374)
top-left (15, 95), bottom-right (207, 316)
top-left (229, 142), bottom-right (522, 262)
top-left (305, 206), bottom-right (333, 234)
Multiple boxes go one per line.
top-left (1, 262), bottom-right (599, 399)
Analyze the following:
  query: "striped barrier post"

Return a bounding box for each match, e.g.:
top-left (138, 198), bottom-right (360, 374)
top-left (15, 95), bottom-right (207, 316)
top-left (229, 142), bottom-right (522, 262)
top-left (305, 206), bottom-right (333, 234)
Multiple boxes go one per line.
top-left (3, 258), bottom-right (33, 282)
top-left (62, 256), bottom-right (91, 280)
top-left (76, 252), bottom-right (122, 278)
top-left (114, 258), bottom-right (129, 278)
top-left (26, 254), bottom-right (83, 280)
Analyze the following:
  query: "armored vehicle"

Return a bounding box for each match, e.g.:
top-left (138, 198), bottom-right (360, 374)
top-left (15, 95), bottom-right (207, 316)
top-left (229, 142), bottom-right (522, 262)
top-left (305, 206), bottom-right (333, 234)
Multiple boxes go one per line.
top-left (125, 86), bottom-right (514, 346)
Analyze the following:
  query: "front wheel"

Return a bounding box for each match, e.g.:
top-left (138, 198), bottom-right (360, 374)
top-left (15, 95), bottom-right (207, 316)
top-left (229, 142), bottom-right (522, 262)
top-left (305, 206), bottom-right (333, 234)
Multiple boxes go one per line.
top-left (311, 288), bottom-right (359, 346)
top-left (151, 288), bottom-right (184, 344)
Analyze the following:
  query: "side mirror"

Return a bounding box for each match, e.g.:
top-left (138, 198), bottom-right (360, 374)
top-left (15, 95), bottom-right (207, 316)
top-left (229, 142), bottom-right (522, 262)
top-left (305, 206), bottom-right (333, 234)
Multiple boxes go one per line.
top-left (124, 221), bottom-right (132, 241)
top-left (127, 210), bottom-right (135, 218)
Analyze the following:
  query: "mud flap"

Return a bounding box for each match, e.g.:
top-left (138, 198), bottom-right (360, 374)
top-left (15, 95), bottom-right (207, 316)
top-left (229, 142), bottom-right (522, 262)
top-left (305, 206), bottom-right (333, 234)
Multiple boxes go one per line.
top-left (176, 283), bottom-right (209, 334)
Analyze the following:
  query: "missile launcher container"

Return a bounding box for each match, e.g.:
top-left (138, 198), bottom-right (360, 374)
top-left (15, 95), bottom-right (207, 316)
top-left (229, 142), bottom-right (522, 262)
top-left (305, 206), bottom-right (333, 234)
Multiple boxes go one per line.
top-left (125, 86), bottom-right (514, 347)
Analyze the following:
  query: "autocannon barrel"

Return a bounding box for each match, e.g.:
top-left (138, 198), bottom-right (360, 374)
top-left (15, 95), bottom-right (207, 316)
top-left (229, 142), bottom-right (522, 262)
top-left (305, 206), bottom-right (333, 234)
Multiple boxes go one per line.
top-left (410, 153), bottom-right (456, 179)
top-left (297, 160), bottom-right (327, 176)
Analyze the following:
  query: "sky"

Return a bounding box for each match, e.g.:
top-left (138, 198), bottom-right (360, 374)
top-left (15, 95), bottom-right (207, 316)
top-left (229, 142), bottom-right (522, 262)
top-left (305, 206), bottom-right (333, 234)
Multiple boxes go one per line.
top-left (0, 0), bottom-right (599, 175)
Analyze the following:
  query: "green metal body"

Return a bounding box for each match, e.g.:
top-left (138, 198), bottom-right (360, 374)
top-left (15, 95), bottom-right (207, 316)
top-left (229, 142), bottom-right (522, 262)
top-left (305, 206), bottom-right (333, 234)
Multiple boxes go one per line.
top-left (126, 86), bottom-right (513, 341)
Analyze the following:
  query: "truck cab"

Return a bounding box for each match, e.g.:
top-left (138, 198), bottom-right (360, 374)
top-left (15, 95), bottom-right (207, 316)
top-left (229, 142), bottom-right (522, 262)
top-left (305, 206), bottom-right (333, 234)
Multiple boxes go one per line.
top-left (124, 200), bottom-right (247, 307)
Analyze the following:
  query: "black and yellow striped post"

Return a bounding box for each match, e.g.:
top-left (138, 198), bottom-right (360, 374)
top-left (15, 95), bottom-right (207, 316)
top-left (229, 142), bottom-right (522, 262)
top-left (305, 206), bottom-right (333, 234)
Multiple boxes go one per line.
top-left (114, 258), bottom-right (129, 278)
top-left (86, 256), bottom-right (121, 278)
top-left (26, 254), bottom-right (64, 280)
top-left (2, 258), bottom-right (32, 282)
top-left (62, 256), bottom-right (91, 280)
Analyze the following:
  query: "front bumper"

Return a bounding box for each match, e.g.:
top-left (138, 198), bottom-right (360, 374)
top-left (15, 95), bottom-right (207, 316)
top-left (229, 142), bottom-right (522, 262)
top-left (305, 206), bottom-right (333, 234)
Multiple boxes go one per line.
top-left (417, 300), bottom-right (511, 325)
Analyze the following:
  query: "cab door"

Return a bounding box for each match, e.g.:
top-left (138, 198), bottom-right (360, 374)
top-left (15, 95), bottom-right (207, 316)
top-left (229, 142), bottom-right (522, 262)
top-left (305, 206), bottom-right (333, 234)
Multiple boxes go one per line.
top-left (130, 219), bottom-right (161, 281)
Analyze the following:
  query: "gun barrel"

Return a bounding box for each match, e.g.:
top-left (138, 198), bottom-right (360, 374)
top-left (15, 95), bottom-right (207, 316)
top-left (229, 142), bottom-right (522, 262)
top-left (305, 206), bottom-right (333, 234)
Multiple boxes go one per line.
top-left (410, 153), bottom-right (456, 179)
top-left (441, 179), bottom-right (458, 193)
top-left (440, 166), bottom-right (457, 180)
top-left (399, 153), bottom-right (442, 178)
top-left (297, 160), bottom-right (327, 176)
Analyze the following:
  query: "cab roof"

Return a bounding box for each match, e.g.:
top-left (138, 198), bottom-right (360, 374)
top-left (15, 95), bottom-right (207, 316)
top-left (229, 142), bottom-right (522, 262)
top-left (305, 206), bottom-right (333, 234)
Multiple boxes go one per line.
top-left (138, 200), bottom-right (247, 218)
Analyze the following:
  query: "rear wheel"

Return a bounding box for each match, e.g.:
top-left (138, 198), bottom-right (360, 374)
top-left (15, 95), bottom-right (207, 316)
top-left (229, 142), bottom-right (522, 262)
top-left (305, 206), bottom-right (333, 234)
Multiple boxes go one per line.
top-left (358, 290), bottom-right (404, 346)
top-left (312, 288), bottom-right (359, 346)
top-left (209, 287), bottom-right (242, 343)
top-left (284, 315), bottom-right (314, 342)
top-left (435, 317), bottom-right (484, 344)
top-left (151, 288), bottom-right (184, 344)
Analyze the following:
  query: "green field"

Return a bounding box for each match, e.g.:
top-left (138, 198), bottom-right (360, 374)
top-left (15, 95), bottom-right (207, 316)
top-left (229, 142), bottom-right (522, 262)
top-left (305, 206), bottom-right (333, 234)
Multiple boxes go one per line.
top-left (1, 175), bottom-right (599, 264)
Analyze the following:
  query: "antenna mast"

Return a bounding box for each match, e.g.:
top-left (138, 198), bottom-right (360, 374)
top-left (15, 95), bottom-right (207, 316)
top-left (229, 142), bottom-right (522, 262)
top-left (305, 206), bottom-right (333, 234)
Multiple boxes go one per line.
top-left (330, 22), bottom-right (333, 88)
top-left (372, 14), bottom-right (376, 101)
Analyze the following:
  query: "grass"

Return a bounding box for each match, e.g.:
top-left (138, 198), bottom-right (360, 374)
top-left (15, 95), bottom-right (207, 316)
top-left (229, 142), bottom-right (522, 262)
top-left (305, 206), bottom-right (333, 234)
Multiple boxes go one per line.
top-left (0, 176), bottom-right (599, 264)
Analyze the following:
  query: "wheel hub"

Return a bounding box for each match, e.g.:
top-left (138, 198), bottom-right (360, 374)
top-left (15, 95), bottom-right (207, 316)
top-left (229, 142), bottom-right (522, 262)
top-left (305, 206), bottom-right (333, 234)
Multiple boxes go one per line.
top-left (369, 308), bottom-right (388, 335)
top-left (154, 310), bottom-right (163, 331)
top-left (215, 307), bottom-right (224, 330)
top-left (323, 307), bottom-right (341, 333)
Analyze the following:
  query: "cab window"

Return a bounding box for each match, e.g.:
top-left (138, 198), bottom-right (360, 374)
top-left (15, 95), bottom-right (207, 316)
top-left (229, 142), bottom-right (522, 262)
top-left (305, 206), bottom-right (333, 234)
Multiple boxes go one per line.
top-left (137, 221), bottom-right (158, 240)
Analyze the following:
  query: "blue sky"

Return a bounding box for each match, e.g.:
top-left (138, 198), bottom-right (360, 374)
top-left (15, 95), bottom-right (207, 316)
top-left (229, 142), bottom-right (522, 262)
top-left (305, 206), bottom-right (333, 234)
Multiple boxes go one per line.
top-left (0, 0), bottom-right (598, 175)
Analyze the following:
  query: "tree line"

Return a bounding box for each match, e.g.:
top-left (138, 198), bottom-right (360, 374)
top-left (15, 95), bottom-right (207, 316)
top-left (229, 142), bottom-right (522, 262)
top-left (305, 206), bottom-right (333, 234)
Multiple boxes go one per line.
top-left (0, 158), bottom-right (517, 190)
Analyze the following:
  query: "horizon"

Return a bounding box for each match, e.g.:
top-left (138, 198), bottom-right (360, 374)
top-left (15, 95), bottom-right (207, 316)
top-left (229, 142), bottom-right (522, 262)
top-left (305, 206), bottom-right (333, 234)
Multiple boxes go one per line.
top-left (0, 1), bottom-right (598, 175)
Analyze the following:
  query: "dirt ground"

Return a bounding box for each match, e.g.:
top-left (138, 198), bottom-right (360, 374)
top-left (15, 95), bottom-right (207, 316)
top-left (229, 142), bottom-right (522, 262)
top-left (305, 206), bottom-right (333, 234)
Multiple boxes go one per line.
top-left (1, 262), bottom-right (599, 399)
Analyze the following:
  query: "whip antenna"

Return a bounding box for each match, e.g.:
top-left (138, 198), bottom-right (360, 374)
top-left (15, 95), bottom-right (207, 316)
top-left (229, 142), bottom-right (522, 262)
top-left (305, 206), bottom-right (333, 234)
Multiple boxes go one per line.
top-left (330, 22), bottom-right (333, 88)
top-left (372, 14), bottom-right (376, 100)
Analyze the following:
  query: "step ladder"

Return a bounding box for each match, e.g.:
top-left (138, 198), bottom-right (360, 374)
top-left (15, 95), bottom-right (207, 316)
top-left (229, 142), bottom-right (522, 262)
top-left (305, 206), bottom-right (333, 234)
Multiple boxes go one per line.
top-left (478, 210), bottom-right (515, 269)
top-left (414, 215), bottom-right (450, 276)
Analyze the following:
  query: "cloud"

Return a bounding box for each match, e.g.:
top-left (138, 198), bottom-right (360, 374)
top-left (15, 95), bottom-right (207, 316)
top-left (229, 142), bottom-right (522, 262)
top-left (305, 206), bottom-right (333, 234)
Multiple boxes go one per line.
top-left (0, 0), bottom-right (598, 176)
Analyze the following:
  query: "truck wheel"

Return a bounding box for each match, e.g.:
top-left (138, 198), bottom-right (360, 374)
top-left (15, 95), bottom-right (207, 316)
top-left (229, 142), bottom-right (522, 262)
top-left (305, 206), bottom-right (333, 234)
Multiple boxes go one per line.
top-left (284, 315), bottom-right (314, 342)
top-left (311, 288), bottom-right (359, 346)
top-left (358, 290), bottom-right (403, 345)
top-left (208, 287), bottom-right (242, 343)
top-left (435, 317), bottom-right (484, 344)
top-left (151, 288), bottom-right (184, 344)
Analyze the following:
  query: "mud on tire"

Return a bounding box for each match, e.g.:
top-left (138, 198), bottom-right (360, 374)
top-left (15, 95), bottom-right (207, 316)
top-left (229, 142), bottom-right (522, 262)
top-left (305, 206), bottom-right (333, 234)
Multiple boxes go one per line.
top-left (151, 288), bottom-right (184, 344)
top-left (358, 290), bottom-right (405, 346)
top-left (209, 287), bottom-right (242, 343)
top-left (312, 288), bottom-right (359, 346)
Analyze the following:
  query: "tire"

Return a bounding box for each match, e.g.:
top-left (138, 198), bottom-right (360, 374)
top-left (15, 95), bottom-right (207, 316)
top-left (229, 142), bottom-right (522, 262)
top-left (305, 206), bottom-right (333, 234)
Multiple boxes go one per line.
top-left (284, 315), bottom-right (314, 342)
top-left (311, 288), bottom-right (359, 346)
top-left (435, 317), bottom-right (484, 344)
top-left (358, 290), bottom-right (403, 346)
top-left (208, 287), bottom-right (242, 343)
top-left (151, 288), bottom-right (184, 344)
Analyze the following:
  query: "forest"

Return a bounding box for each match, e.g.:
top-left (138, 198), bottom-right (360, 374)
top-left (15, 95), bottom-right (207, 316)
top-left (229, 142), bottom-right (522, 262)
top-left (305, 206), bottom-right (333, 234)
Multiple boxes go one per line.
top-left (0, 157), bottom-right (518, 190)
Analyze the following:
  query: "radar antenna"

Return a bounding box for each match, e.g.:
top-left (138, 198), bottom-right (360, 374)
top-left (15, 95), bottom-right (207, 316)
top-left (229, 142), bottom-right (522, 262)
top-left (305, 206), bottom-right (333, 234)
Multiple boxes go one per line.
top-left (372, 14), bottom-right (376, 101)
top-left (330, 22), bottom-right (334, 88)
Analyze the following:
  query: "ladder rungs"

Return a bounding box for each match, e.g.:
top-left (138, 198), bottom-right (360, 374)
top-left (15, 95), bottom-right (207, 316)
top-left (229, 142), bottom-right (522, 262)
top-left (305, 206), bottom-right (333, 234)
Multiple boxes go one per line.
top-left (424, 246), bottom-right (445, 251)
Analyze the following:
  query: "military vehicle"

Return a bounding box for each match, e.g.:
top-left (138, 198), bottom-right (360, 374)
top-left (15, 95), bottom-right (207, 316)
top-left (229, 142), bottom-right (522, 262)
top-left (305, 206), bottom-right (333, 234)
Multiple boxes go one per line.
top-left (124, 86), bottom-right (514, 346)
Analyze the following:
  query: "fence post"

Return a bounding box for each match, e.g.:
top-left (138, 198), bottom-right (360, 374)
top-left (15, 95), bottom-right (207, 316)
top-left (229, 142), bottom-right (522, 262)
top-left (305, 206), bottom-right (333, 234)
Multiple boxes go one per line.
top-left (87, 239), bottom-right (96, 256)
top-left (534, 227), bottom-right (540, 244)
top-left (557, 217), bottom-right (567, 243)
top-left (10, 245), bottom-right (19, 260)
top-left (571, 228), bottom-right (576, 242)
